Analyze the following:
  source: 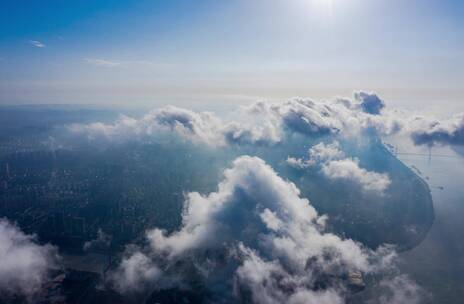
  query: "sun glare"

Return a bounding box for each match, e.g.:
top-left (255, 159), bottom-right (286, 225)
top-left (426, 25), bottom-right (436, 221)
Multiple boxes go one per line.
top-left (311, 0), bottom-right (334, 17)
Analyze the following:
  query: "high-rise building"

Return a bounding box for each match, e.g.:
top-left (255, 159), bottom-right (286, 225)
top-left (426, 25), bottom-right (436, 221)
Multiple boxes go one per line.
top-left (5, 163), bottom-right (10, 179)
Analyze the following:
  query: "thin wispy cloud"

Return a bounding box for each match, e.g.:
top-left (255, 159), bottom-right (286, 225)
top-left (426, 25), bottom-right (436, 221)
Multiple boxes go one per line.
top-left (85, 58), bottom-right (121, 67)
top-left (29, 40), bottom-right (46, 48)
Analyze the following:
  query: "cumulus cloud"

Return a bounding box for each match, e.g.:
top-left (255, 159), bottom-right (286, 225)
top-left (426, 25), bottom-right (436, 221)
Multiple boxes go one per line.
top-left (66, 91), bottom-right (464, 149)
top-left (277, 100), bottom-right (342, 136)
top-left (109, 156), bottom-right (402, 302)
top-left (85, 58), bottom-right (121, 67)
top-left (147, 156), bottom-right (367, 267)
top-left (29, 40), bottom-right (46, 48)
top-left (410, 113), bottom-right (464, 147)
top-left (354, 91), bottom-right (385, 115)
top-left (223, 121), bottom-right (283, 146)
top-left (322, 159), bottom-right (391, 193)
top-left (151, 106), bottom-right (223, 145)
top-left (64, 91), bottom-right (464, 149)
top-left (232, 99), bottom-right (343, 141)
top-left (68, 104), bottom-right (277, 147)
top-left (0, 218), bottom-right (57, 300)
top-left (109, 251), bottom-right (161, 293)
top-left (236, 92), bottom-right (400, 141)
top-left (68, 105), bottom-right (223, 146)
top-left (66, 92), bottom-right (404, 147)
top-left (235, 244), bottom-right (345, 304)
top-left (287, 141), bottom-right (391, 194)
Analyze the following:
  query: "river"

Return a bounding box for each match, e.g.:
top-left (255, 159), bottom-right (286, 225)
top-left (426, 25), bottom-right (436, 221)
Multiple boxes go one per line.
top-left (393, 141), bottom-right (464, 303)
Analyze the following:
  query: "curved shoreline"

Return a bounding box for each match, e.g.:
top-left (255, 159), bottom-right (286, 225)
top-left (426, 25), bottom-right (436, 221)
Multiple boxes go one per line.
top-left (381, 143), bottom-right (435, 252)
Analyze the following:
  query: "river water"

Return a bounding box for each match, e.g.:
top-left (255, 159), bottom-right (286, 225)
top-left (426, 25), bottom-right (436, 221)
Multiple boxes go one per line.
top-left (393, 141), bottom-right (464, 303)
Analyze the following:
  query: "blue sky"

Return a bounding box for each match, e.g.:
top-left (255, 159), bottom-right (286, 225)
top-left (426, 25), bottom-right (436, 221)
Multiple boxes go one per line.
top-left (0, 0), bottom-right (463, 113)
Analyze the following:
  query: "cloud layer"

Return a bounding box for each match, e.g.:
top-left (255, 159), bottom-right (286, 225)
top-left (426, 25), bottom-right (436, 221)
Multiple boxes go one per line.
top-left (410, 113), bottom-right (464, 146)
top-left (230, 93), bottom-right (400, 143)
top-left (288, 141), bottom-right (391, 194)
top-left (67, 92), bottom-right (406, 147)
top-left (354, 91), bottom-right (385, 115)
top-left (0, 218), bottom-right (57, 300)
top-left (108, 156), bottom-right (404, 303)
top-left (49, 91), bottom-right (464, 149)
top-left (110, 251), bottom-right (162, 293)
top-left (68, 105), bottom-right (224, 146)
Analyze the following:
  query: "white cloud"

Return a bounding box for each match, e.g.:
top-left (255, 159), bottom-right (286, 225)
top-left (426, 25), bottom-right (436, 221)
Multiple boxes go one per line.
top-left (235, 244), bottom-right (345, 304)
top-left (111, 156), bottom-right (401, 302)
top-left (109, 251), bottom-right (161, 293)
top-left (66, 92), bottom-right (405, 147)
top-left (409, 113), bottom-right (464, 147)
top-left (85, 58), bottom-right (121, 67)
top-left (146, 156), bottom-right (369, 268)
top-left (0, 218), bottom-right (57, 300)
top-left (29, 40), bottom-right (45, 48)
top-left (354, 91), bottom-right (385, 115)
top-left (322, 159), bottom-right (391, 193)
top-left (308, 141), bottom-right (345, 165)
top-left (66, 91), bottom-right (464, 149)
top-left (286, 156), bottom-right (310, 169)
top-left (223, 120), bottom-right (283, 145)
top-left (288, 141), bottom-right (391, 194)
top-left (376, 275), bottom-right (429, 304)
top-left (152, 106), bottom-right (223, 145)
top-left (236, 92), bottom-right (401, 141)
top-left (68, 106), bottom-right (224, 146)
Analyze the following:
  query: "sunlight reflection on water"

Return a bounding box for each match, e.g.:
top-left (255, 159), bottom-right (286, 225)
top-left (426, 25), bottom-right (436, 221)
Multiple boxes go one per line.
top-left (389, 137), bottom-right (464, 303)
